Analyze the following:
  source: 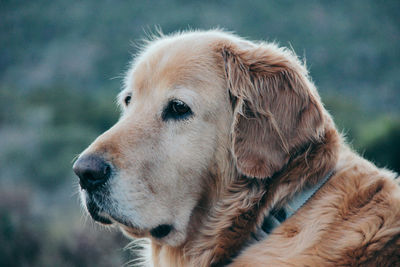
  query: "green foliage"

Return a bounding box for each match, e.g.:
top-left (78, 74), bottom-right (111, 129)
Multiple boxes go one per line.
top-left (0, 189), bottom-right (42, 266)
top-left (362, 119), bottom-right (400, 173)
top-left (0, 86), bottom-right (119, 189)
top-left (0, 186), bottom-right (132, 267)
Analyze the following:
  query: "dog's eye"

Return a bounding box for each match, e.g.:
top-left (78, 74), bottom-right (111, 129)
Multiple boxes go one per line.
top-left (124, 95), bottom-right (131, 106)
top-left (162, 99), bottom-right (193, 121)
top-left (171, 100), bottom-right (190, 115)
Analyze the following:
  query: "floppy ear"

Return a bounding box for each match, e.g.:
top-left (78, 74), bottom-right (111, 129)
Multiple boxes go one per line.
top-left (221, 42), bottom-right (324, 178)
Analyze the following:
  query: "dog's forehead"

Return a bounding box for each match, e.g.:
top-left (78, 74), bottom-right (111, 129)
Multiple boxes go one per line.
top-left (126, 33), bottom-right (226, 98)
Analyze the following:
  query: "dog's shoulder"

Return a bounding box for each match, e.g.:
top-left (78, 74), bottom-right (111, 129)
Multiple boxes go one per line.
top-left (333, 148), bottom-right (400, 264)
top-left (230, 148), bottom-right (400, 266)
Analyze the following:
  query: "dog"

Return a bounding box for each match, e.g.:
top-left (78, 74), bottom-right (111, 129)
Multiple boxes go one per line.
top-left (73, 30), bottom-right (400, 266)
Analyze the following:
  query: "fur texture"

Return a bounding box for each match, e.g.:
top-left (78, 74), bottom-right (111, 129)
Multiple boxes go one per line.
top-left (75, 30), bottom-right (400, 266)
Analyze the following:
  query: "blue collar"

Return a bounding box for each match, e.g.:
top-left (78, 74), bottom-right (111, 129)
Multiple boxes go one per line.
top-left (252, 170), bottom-right (334, 241)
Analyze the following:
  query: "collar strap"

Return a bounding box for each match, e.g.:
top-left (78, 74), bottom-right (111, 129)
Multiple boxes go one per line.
top-left (254, 170), bottom-right (334, 240)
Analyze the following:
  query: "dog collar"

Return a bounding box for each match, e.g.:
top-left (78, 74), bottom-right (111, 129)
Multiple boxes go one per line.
top-left (253, 170), bottom-right (334, 241)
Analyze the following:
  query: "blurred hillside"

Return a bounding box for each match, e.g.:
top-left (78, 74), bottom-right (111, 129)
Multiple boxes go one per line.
top-left (1, 0), bottom-right (399, 266)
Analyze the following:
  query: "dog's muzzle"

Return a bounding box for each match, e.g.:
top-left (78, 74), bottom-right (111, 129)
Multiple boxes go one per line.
top-left (73, 154), bottom-right (175, 239)
top-left (73, 154), bottom-right (114, 225)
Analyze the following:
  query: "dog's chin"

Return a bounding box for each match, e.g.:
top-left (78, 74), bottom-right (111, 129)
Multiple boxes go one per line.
top-left (82, 191), bottom-right (186, 246)
top-left (84, 197), bottom-right (183, 245)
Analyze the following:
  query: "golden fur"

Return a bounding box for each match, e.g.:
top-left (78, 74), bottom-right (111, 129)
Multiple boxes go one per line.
top-left (76, 30), bottom-right (400, 266)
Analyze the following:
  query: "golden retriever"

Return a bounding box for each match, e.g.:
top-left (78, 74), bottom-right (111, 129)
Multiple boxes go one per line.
top-left (73, 30), bottom-right (400, 266)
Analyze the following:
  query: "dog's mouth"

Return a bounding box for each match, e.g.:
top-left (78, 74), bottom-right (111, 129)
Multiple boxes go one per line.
top-left (84, 191), bottom-right (128, 227)
top-left (84, 193), bottom-right (174, 240)
top-left (86, 199), bottom-right (113, 225)
top-left (85, 195), bottom-right (136, 229)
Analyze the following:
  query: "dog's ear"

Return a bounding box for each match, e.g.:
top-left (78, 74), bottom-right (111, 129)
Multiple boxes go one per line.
top-left (221, 42), bottom-right (324, 178)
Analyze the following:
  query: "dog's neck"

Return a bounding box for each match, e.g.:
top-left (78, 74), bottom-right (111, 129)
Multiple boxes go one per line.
top-left (150, 114), bottom-right (341, 266)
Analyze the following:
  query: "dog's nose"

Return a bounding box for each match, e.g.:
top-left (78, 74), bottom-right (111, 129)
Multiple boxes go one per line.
top-left (73, 155), bottom-right (112, 191)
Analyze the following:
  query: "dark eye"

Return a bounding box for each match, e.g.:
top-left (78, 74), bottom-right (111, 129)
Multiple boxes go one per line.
top-left (162, 99), bottom-right (193, 121)
top-left (124, 95), bottom-right (131, 106)
top-left (171, 100), bottom-right (190, 114)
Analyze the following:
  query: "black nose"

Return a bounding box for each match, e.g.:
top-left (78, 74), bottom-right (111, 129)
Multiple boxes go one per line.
top-left (73, 155), bottom-right (112, 191)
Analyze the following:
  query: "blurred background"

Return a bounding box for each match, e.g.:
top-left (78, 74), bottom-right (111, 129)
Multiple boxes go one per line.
top-left (1, 0), bottom-right (399, 266)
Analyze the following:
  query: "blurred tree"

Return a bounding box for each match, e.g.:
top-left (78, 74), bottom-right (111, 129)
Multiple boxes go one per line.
top-left (363, 120), bottom-right (400, 173)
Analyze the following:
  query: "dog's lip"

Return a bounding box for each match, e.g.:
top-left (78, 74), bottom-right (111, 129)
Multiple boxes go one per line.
top-left (84, 193), bottom-right (174, 239)
top-left (85, 193), bottom-right (139, 229)
top-left (119, 223), bottom-right (174, 240)
top-left (86, 199), bottom-right (113, 225)
top-left (150, 224), bottom-right (173, 239)
top-left (85, 193), bottom-right (115, 225)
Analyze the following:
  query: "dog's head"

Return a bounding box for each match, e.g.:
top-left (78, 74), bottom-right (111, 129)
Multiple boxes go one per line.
top-left (73, 30), bottom-right (324, 246)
